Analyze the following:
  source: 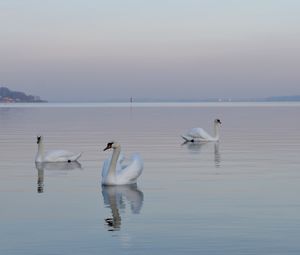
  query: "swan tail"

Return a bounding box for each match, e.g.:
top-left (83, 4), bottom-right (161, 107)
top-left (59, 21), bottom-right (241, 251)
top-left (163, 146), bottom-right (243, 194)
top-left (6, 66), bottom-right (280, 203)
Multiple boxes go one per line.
top-left (70, 152), bottom-right (82, 161)
top-left (181, 135), bottom-right (192, 142)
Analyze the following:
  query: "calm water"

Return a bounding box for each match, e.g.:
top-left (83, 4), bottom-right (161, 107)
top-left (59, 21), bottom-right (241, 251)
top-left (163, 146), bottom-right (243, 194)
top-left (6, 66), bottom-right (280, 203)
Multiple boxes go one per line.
top-left (0, 103), bottom-right (300, 254)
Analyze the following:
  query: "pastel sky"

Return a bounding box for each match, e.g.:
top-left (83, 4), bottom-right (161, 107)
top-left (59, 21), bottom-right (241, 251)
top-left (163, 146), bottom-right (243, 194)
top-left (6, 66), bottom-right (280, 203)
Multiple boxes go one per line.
top-left (0, 0), bottom-right (299, 101)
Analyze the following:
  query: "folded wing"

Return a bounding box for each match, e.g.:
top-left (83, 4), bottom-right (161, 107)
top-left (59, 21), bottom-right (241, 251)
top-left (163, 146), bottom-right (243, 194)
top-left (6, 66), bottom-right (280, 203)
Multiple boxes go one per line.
top-left (118, 153), bottom-right (143, 184)
top-left (187, 128), bottom-right (211, 140)
top-left (44, 150), bottom-right (82, 162)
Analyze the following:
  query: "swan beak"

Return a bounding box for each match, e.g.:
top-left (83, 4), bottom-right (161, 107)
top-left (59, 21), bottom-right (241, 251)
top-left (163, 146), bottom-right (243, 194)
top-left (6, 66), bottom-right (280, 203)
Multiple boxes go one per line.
top-left (103, 142), bottom-right (113, 151)
top-left (103, 145), bottom-right (111, 151)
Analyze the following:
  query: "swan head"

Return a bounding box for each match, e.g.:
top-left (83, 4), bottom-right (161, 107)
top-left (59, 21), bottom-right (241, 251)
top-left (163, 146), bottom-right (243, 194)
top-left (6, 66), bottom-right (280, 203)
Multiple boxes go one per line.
top-left (214, 119), bottom-right (222, 125)
top-left (103, 141), bottom-right (120, 151)
top-left (36, 135), bottom-right (43, 144)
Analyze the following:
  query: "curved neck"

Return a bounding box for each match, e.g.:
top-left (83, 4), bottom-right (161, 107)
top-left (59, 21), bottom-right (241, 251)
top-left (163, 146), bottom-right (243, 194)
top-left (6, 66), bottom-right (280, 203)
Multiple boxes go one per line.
top-left (36, 141), bottom-right (45, 162)
top-left (214, 123), bottom-right (220, 140)
top-left (107, 146), bottom-right (121, 180)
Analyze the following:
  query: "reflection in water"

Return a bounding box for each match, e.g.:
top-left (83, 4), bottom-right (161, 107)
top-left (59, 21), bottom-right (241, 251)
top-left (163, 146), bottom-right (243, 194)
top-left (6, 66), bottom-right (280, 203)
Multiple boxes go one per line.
top-left (182, 141), bottom-right (221, 168)
top-left (36, 165), bottom-right (44, 193)
top-left (102, 184), bottom-right (144, 231)
top-left (35, 161), bottom-right (82, 193)
top-left (214, 142), bottom-right (221, 168)
top-left (181, 141), bottom-right (207, 153)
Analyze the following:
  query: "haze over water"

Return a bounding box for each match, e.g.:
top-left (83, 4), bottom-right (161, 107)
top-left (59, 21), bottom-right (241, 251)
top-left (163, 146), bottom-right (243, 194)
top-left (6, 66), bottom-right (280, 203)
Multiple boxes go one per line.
top-left (0, 103), bottom-right (300, 254)
top-left (1, 1), bottom-right (300, 101)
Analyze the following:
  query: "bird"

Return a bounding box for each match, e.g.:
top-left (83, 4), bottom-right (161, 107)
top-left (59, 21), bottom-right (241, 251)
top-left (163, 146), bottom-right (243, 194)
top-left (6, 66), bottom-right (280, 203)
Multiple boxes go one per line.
top-left (181, 119), bottom-right (222, 142)
top-left (101, 141), bottom-right (143, 186)
top-left (35, 135), bottom-right (82, 163)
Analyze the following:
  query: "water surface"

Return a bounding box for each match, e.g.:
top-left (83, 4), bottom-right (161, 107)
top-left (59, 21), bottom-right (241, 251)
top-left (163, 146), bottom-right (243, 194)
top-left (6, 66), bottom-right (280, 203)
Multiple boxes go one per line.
top-left (0, 103), bottom-right (299, 254)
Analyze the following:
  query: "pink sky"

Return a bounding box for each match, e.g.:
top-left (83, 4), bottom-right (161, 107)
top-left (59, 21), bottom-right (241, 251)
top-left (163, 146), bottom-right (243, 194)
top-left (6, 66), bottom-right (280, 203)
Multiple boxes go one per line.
top-left (1, 0), bottom-right (299, 101)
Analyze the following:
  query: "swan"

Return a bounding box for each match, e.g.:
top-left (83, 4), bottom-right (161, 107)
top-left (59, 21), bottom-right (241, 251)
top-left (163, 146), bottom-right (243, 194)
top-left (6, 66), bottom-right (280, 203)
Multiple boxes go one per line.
top-left (181, 119), bottom-right (222, 142)
top-left (101, 141), bottom-right (143, 186)
top-left (35, 136), bottom-right (82, 163)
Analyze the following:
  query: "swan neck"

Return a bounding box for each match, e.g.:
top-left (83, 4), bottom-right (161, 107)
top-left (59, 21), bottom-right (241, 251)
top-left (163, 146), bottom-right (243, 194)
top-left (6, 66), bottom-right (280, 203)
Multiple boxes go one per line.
top-left (108, 146), bottom-right (121, 179)
top-left (214, 123), bottom-right (220, 140)
top-left (36, 141), bottom-right (45, 162)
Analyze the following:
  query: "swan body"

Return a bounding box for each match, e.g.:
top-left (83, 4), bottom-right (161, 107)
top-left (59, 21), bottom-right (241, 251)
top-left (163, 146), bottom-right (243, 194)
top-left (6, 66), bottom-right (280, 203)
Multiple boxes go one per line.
top-left (102, 141), bottom-right (143, 186)
top-left (182, 119), bottom-right (222, 142)
top-left (35, 136), bottom-right (82, 163)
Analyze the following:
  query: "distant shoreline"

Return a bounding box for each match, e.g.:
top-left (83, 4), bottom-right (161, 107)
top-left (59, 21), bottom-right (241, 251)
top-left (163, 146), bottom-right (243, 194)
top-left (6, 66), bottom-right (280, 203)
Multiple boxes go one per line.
top-left (1, 86), bottom-right (300, 104)
top-left (0, 87), bottom-right (47, 103)
top-left (2, 98), bottom-right (300, 103)
top-left (1, 101), bottom-right (300, 108)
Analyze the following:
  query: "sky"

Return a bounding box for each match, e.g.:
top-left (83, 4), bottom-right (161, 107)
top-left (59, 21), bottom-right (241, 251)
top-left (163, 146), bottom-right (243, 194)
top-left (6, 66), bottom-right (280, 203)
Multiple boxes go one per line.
top-left (0, 0), bottom-right (300, 102)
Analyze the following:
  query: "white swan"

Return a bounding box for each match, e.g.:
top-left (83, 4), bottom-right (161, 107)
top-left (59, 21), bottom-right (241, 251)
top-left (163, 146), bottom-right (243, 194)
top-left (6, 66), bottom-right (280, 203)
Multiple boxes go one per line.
top-left (181, 119), bottom-right (222, 142)
top-left (35, 136), bottom-right (82, 163)
top-left (101, 141), bottom-right (143, 186)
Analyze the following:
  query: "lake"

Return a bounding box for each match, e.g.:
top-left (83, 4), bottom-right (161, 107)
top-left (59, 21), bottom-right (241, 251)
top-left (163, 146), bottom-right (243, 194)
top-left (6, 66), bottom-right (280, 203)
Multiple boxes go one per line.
top-left (0, 102), bottom-right (300, 254)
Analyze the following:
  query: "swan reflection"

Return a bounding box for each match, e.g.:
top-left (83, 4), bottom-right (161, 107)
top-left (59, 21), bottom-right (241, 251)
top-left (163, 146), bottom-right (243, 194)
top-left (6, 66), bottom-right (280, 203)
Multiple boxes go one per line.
top-left (214, 142), bottom-right (221, 168)
top-left (181, 141), bottom-right (207, 153)
top-left (182, 141), bottom-right (221, 168)
top-left (102, 184), bottom-right (144, 231)
top-left (35, 161), bottom-right (82, 193)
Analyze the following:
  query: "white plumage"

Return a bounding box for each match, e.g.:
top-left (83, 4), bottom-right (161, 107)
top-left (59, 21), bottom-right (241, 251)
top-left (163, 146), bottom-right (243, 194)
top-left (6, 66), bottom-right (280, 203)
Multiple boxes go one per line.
top-left (182, 119), bottom-right (222, 142)
top-left (35, 136), bottom-right (82, 163)
top-left (102, 142), bottom-right (143, 186)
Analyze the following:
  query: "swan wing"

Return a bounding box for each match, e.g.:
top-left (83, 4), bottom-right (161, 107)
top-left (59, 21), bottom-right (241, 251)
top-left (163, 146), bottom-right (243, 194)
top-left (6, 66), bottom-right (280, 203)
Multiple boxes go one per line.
top-left (102, 158), bottom-right (110, 178)
top-left (44, 150), bottom-right (82, 162)
top-left (187, 128), bottom-right (212, 140)
top-left (117, 154), bottom-right (143, 184)
top-left (118, 153), bottom-right (125, 164)
top-left (102, 153), bottom-right (125, 178)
